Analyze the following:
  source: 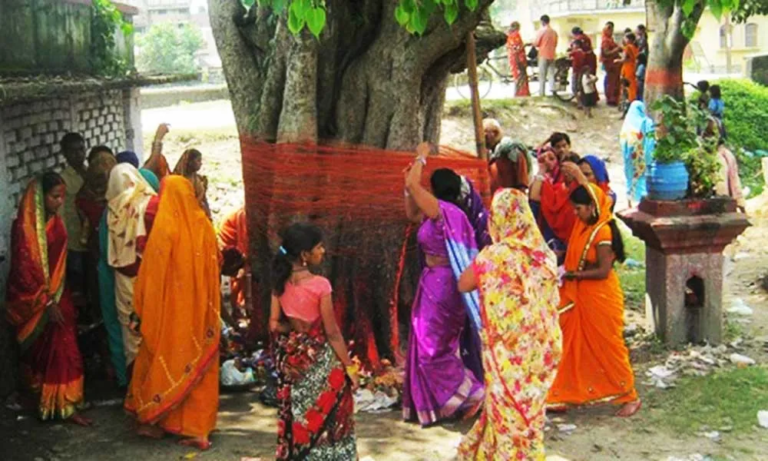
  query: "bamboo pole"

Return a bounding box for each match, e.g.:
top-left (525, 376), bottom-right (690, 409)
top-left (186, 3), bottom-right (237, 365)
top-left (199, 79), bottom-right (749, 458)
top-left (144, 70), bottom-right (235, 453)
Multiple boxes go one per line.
top-left (466, 31), bottom-right (487, 160)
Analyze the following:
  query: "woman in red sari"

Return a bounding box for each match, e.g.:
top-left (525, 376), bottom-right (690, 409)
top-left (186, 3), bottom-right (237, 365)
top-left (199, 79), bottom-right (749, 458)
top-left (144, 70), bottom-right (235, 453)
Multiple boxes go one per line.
top-left (600, 22), bottom-right (623, 106)
top-left (6, 173), bottom-right (91, 426)
top-left (506, 22), bottom-right (530, 97)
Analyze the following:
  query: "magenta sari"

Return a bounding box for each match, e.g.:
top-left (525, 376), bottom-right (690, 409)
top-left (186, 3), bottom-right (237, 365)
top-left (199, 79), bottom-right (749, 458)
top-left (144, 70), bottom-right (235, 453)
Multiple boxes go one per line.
top-left (402, 201), bottom-right (485, 426)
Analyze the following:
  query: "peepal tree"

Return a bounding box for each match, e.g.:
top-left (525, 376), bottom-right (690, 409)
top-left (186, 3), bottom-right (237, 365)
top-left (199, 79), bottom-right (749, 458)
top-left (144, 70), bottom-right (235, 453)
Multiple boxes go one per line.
top-left (645, 0), bottom-right (768, 105)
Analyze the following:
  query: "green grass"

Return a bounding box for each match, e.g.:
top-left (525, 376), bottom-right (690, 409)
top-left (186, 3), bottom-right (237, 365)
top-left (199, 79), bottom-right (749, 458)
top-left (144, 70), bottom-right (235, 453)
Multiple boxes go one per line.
top-left (646, 366), bottom-right (768, 435)
top-left (617, 223), bottom-right (646, 312)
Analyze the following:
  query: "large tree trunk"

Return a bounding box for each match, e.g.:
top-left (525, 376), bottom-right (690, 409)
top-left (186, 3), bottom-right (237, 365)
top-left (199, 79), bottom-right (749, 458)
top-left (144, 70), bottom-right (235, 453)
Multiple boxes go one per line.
top-left (645, 0), bottom-right (705, 109)
top-left (209, 0), bottom-right (503, 147)
top-left (208, 0), bottom-right (504, 364)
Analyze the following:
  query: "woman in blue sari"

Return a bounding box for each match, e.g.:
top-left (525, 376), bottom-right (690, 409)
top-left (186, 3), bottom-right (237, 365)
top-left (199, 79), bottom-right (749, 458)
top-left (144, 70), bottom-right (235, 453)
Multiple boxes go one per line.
top-left (402, 143), bottom-right (484, 426)
top-left (620, 101), bottom-right (655, 207)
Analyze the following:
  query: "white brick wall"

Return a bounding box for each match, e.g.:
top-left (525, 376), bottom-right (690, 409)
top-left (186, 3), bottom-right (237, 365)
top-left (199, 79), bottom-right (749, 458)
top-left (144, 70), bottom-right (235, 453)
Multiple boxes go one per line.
top-left (0, 88), bottom-right (141, 297)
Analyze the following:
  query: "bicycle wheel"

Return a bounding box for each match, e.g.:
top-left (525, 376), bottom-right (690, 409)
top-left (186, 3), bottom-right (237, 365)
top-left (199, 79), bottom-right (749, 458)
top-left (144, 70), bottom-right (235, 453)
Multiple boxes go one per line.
top-left (455, 67), bottom-right (493, 100)
top-left (553, 67), bottom-right (576, 102)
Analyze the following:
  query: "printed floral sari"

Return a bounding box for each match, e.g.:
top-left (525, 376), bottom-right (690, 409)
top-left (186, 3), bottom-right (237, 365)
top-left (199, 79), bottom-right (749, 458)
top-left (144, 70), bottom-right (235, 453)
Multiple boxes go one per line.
top-left (6, 178), bottom-right (85, 420)
top-left (274, 320), bottom-right (356, 460)
top-left (458, 189), bottom-right (562, 460)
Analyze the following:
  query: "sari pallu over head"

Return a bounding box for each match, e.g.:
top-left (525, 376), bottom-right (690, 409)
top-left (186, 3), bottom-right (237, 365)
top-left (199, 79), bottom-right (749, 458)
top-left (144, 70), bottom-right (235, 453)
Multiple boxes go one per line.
top-left (106, 164), bottom-right (158, 269)
top-left (125, 176), bottom-right (221, 425)
top-left (582, 155), bottom-right (618, 208)
top-left (621, 101), bottom-right (656, 203)
top-left (459, 189), bottom-right (562, 459)
top-left (5, 178), bottom-right (68, 351)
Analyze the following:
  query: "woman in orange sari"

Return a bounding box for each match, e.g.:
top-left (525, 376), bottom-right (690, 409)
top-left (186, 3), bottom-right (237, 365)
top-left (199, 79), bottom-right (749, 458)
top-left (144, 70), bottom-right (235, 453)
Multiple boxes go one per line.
top-left (6, 173), bottom-right (91, 426)
top-left (124, 176), bottom-right (221, 449)
top-left (617, 33), bottom-right (639, 103)
top-left (547, 164), bottom-right (641, 417)
top-left (506, 21), bottom-right (530, 97)
top-left (600, 22), bottom-right (622, 106)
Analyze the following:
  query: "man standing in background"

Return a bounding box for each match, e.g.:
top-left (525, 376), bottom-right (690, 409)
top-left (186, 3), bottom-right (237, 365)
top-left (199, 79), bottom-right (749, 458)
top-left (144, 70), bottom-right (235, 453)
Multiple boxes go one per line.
top-left (59, 133), bottom-right (88, 301)
top-left (534, 14), bottom-right (559, 97)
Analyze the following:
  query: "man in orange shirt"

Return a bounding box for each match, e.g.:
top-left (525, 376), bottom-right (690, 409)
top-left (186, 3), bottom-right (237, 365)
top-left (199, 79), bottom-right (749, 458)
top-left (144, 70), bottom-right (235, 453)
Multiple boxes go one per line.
top-left (534, 14), bottom-right (559, 97)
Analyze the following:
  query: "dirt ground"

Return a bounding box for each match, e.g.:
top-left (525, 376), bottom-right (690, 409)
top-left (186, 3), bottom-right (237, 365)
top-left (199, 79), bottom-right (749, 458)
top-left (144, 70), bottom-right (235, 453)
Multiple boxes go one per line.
top-left (2, 99), bottom-right (767, 461)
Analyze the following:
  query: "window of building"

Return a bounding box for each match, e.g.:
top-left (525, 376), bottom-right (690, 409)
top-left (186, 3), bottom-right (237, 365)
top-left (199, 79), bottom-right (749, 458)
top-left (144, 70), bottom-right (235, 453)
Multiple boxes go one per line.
top-left (719, 25), bottom-right (727, 48)
top-left (746, 23), bottom-right (758, 47)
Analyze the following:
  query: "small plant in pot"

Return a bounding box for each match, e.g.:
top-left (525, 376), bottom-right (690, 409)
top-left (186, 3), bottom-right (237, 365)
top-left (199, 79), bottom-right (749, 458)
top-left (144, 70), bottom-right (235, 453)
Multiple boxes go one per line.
top-left (648, 96), bottom-right (718, 200)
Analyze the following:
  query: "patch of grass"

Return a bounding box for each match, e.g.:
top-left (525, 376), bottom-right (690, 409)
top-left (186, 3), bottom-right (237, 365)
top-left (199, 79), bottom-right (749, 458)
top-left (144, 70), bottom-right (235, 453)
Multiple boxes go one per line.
top-left (646, 366), bottom-right (768, 435)
top-left (724, 316), bottom-right (745, 342)
top-left (617, 223), bottom-right (646, 312)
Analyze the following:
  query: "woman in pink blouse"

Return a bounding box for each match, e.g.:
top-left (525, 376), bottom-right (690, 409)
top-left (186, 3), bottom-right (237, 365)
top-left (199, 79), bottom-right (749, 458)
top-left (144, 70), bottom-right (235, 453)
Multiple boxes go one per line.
top-left (269, 223), bottom-right (359, 459)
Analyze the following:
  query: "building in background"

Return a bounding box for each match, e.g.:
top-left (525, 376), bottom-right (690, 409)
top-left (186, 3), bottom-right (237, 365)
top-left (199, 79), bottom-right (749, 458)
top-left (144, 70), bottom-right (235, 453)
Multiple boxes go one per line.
top-left (514, 0), bottom-right (767, 74)
top-left (124, 0), bottom-right (222, 80)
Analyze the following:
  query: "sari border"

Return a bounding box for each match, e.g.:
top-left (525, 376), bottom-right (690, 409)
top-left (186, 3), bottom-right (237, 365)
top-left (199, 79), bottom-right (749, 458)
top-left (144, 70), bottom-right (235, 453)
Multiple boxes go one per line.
top-left (547, 389), bottom-right (633, 408)
top-left (126, 341), bottom-right (218, 425)
top-left (19, 310), bottom-right (49, 352)
top-left (557, 302), bottom-right (575, 315)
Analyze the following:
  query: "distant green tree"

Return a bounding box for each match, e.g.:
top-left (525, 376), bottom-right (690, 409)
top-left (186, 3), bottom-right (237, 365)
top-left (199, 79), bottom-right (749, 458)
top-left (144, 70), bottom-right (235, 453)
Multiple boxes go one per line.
top-left (137, 23), bottom-right (205, 74)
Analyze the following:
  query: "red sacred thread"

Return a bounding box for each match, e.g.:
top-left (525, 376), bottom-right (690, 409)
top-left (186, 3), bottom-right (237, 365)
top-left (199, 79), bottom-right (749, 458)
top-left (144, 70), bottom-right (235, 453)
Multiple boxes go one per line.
top-left (241, 140), bottom-right (490, 368)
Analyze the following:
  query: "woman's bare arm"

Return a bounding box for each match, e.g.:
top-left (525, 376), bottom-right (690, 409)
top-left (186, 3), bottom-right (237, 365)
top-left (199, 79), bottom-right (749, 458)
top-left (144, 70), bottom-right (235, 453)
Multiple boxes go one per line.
top-left (568, 245), bottom-right (614, 280)
top-left (405, 143), bottom-right (440, 220)
top-left (458, 266), bottom-right (478, 293)
top-left (319, 294), bottom-right (352, 367)
top-left (268, 294), bottom-right (290, 334)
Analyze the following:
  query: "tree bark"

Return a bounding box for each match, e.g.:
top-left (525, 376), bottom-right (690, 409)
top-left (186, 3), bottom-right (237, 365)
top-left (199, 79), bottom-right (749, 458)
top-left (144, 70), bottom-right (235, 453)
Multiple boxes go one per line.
top-left (645, 0), bottom-right (705, 110)
top-left (209, 0), bottom-right (505, 148)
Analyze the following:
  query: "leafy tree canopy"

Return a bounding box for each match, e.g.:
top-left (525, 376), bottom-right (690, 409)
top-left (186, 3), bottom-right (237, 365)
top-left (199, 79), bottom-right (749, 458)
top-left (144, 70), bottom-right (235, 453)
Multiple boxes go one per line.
top-left (137, 23), bottom-right (205, 75)
top-left (657, 0), bottom-right (768, 37)
top-left (243, 0), bottom-right (482, 37)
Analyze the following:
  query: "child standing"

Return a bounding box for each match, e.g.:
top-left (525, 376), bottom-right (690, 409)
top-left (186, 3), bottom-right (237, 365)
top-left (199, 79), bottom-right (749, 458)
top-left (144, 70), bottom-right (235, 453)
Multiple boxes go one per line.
top-left (708, 85), bottom-right (727, 138)
top-left (580, 65), bottom-right (598, 118)
top-left (636, 53), bottom-right (647, 101)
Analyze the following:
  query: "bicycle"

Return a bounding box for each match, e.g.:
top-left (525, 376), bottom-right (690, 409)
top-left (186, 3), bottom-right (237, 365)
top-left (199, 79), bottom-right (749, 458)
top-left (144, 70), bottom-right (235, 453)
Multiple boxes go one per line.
top-left (452, 46), bottom-right (540, 100)
top-left (551, 57), bottom-right (578, 103)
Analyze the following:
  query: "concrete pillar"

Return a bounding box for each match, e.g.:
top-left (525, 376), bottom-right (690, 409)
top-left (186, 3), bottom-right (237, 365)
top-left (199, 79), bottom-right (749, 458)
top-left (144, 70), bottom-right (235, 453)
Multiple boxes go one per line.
top-left (123, 87), bottom-right (144, 161)
top-left (645, 248), bottom-right (724, 346)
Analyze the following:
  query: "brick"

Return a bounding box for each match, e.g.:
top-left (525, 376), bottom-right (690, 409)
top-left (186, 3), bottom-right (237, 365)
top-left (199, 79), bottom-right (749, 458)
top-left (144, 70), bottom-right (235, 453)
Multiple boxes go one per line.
top-left (49, 121), bottom-right (59, 132)
top-left (97, 116), bottom-right (104, 125)
top-left (82, 111), bottom-right (90, 121)
top-left (6, 154), bottom-right (19, 168)
top-left (28, 160), bottom-right (44, 175)
top-left (35, 122), bottom-right (47, 135)
top-left (35, 146), bottom-right (49, 159)
top-left (93, 127), bottom-right (101, 137)
top-left (91, 109), bottom-right (99, 118)
top-left (20, 127), bottom-right (32, 140)
top-left (45, 157), bottom-right (57, 168)
top-left (13, 140), bottom-right (26, 152)
top-left (51, 143), bottom-right (61, 154)
top-left (44, 134), bottom-right (54, 144)
top-left (12, 165), bottom-right (27, 181)
top-left (22, 150), bottom-right (35, 163)
top-left (28, 136), bottom-right (40, 148)
top-left (5, 130), bottom-right (16, 144)
top-left (32, 102), bottom-right (44, 113)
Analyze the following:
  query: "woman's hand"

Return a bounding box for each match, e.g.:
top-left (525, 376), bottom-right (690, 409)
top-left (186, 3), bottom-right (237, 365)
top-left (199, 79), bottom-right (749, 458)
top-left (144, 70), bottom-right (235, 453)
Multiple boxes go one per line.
top-left (348, 372), bottom-right (360, 391)
top-left (561, 162), bottom-right (587, 186)
top-left (48, 302), bottom-right (64, 324)
top-left (154, 123), bottom-right (170, 142)
top-left (416, 141), bottom-right (432, 160)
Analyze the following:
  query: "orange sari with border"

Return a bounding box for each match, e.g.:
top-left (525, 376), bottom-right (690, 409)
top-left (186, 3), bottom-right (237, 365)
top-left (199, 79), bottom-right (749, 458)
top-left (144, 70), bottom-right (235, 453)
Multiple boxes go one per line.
top-left (124, 176), bottom-right (221, 438)
top-left (6, 178), bottom-right (85, 420)
top-left (547, 185), bottom-right (637, 406)
top-left (621, 43), bottom-right (639, 103)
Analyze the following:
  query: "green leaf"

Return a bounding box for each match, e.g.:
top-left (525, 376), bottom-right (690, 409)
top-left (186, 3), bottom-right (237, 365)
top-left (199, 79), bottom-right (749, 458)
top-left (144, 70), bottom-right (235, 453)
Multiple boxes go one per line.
top-left (305, 7), bottom-right (326, 38)
top-left (401, 0), bottom-right (415, 14)
top-left (395, 5), bottom-right (410, 27)
top-left (411, 6), bottom-right (429, 35)
top-left (242, 0), bottom-right (256, 8)
top-left (465, 0), bottom-right (478, 12)
top-left (444, 2), bottom-right (458, 25)
top-left (711, 1), bottom-right (723, 19)
top-left (272, 0), bottom-right (286, 14)
top-left (682, 0), bottom-right (696, 16)
top-left (288, 1), bottom-right (306, 35)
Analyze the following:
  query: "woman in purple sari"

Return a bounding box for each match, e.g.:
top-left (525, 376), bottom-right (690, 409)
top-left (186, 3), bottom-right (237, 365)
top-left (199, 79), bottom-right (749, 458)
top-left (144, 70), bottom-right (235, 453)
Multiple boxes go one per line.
top-left (402, 143), bottom-right (485, 426)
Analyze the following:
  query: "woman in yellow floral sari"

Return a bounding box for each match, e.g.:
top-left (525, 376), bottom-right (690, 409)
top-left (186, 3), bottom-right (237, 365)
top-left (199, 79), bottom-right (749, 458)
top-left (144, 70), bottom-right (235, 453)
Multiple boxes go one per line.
top-left (456, 189), bottom-right (562, 460)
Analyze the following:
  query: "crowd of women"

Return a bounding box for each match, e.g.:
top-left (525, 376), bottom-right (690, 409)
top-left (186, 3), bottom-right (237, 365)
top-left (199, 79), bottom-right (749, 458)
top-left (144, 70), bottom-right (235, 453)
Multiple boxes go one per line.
top-left (5, 109), bottom-right (741, 460)
top-left (6, 124), bottom-right (223, 448)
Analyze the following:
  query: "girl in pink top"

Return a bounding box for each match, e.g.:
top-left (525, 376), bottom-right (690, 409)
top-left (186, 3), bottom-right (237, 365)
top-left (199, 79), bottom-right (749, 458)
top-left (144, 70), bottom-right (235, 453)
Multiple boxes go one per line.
top-left (269, 223), bottom-right (359, 460)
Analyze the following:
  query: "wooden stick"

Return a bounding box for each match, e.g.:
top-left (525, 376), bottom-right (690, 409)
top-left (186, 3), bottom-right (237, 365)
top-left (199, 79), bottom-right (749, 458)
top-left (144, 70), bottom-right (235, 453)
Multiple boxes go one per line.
top-left (466, 31), bottom-right (487, 160)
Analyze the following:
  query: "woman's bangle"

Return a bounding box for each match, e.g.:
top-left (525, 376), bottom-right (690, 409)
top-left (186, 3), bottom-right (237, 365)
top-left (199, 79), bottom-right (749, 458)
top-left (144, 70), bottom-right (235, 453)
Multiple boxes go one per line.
top-left (415, 156), bottom-right (426, 166)
top-left (404, 188), bottom-right (411, 198)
